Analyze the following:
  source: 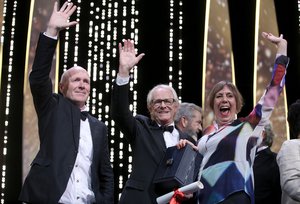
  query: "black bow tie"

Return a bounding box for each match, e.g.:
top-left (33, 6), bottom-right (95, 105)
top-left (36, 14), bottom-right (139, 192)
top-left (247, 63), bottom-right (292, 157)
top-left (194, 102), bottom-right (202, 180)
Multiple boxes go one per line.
top-left (160, 125), bottom-right (174, 133)
top-left (80, 111), bottom-right (89, 121)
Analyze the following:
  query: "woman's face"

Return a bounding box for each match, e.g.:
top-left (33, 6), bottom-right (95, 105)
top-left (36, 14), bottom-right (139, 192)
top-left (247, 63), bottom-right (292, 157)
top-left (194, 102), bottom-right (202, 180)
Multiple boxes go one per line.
top-left (213, 85), bottom-right (237, 126)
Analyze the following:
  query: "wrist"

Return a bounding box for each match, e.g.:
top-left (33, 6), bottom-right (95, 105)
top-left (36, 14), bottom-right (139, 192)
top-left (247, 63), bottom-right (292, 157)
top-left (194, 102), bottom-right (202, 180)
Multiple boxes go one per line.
top-left (275, 39), bottom-right (287, 56)
top-left (118, 72), bottom-right (130, 78)
top-left (118, 66), bottom-right (131, 77)
top-left (45, 25), bottom-right (59, 37)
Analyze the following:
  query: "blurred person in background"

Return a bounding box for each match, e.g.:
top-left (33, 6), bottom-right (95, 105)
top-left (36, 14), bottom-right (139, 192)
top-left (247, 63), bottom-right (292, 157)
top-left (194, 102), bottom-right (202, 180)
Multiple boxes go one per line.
top-left (277, 99), bottom-right (300, 204)
top-left (253, 123), bottom-right (281, 204)
top-left (174, 102), bottom-right (203, 144)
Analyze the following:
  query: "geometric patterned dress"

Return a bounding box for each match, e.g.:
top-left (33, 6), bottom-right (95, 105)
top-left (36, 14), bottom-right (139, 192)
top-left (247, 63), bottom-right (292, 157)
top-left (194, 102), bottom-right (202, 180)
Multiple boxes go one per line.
top-left (197, 55), bottom-right (289, 204)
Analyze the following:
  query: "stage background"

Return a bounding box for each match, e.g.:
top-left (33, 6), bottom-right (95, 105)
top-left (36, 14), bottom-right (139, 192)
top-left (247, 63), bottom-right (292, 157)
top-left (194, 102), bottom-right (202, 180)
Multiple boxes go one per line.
top-left (0, 0), bottom-right (299, 203)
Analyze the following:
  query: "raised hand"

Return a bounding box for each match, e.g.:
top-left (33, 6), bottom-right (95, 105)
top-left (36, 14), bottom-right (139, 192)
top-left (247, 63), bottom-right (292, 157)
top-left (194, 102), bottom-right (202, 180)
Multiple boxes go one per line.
top-left (262, 32), bottom-right (287, 56)
top-left (118, 39), bottom-right (145, 77)
top-left (46, 1), bottom-right (78, 37)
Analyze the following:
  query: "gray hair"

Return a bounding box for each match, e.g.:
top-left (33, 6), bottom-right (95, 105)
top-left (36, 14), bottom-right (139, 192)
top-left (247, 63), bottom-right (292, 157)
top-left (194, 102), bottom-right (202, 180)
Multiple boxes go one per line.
top-left (174, 102), bottom-right (202, 124)
top-left (146, 84), bottom-right (179, 107)
top-left (262, 124), bottom-right (274, 147)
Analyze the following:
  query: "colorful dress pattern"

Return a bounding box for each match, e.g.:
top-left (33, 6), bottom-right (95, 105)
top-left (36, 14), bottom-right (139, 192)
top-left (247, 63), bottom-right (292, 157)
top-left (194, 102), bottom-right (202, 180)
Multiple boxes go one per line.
top-left (197, 55), bottom-right (289, 204)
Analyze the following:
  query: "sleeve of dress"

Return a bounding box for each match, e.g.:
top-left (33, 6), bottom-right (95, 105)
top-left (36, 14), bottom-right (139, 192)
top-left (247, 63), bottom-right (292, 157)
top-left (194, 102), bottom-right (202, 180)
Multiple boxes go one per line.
top-left (247, 55), bottom-right (289, 127)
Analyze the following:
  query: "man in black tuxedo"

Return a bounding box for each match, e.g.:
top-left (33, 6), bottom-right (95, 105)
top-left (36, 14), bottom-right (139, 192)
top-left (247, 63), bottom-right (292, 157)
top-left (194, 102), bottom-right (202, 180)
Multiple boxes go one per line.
top-left (19, 2), bottom-right (114, 203)
top-left (253, 124), bottom-right (281, 204)
top-left (111, 40), bottom-right (192, 203)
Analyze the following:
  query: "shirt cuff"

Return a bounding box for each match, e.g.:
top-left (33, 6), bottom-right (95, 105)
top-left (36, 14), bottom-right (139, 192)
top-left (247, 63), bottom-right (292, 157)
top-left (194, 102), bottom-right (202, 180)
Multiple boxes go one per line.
top-left (43, 32), bottom-right (58, 40)
top-left (116, 74), bottom-right (130, 85)
top-left (275, 55), bottom-right (289, 67)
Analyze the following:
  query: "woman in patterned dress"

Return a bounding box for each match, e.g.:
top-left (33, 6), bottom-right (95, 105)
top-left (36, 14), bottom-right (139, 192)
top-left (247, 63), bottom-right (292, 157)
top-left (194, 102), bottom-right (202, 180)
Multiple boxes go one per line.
top-left (178, 32), bottom-right (289, 204)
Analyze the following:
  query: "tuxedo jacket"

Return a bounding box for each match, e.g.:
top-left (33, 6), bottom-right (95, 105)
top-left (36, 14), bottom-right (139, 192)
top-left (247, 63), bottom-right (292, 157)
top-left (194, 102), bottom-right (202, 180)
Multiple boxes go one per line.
top-left (111, 82), bottom-right (190, 204)
top-left (253, 147), bottom-right (281, 204)
top-left (19, 34), bottom-right (114, 204)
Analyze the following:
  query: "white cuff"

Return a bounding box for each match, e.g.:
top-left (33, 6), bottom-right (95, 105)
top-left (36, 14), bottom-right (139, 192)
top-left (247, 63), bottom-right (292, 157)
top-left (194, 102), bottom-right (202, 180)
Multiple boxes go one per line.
top-left (116, 74), bottom-right (130, 85)
top-left (43, 32), bottom-right (58, 40)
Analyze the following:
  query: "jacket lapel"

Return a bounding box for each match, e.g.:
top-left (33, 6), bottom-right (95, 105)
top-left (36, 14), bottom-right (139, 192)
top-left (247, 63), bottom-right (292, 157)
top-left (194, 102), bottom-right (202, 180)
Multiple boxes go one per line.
top-left (71, 106), bottom-right (81, 150)
top-left (88, 116), bottom-right (100, 159)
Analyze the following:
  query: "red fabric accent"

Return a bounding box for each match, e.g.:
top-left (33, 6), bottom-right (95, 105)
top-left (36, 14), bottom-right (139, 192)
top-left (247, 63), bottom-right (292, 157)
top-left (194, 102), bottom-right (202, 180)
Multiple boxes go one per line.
top-left (272, 65), bottom-right (285, 85)
top-left (169, 189), bottom-right (185, 204)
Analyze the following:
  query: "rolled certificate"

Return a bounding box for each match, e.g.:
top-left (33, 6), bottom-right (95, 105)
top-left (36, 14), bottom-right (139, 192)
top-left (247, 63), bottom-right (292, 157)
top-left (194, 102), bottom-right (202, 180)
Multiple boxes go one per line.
top-left (156, 181), bottom-right (204, 204)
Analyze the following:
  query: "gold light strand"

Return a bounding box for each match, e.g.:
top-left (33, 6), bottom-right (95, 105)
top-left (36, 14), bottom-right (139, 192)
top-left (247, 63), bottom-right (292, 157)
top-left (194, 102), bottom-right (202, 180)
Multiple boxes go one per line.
top-left (73, 0), bottom-right (81, 65)
top-left (178, 0), bottom-right (183, 101)
top-left (130, 0), bottom-right (138, 187)
top-left (169, 0), bottom-right (174, 88)
top-left (62, 0), bottom-right (81, 68)
top-left (298, 0), bottom-right (300, 32)
top-left (1, 1), bottom-right (15, 203)
top-left (63, 1), bottom-right (71, 71)
top-left (0, 0), bottom-right (7, 93)
top-left (168, 0), bottom-right (183, 101)
top-left (86, 0), bottom-right (109, 167)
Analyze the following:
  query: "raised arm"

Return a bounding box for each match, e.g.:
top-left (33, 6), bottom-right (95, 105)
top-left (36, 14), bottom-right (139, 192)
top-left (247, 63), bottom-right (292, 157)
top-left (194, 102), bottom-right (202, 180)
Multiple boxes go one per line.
top-left (45, 1), bottom-right (78, 37)
top-left (118, 40), bottom-right (145, 77)
top-left (247, 32), bottom-right (288, 127)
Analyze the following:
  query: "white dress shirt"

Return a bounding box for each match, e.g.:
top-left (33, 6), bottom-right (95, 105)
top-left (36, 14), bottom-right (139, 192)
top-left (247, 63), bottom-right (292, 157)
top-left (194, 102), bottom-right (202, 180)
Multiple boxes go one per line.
top-left (59, 107), bottom-right (95, 204)
top-left (159, 123), bottom-right (179, 148)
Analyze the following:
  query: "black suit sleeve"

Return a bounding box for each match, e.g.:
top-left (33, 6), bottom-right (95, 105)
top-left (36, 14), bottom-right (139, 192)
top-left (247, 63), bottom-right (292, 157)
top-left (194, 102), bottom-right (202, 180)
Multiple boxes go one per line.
top-left (29, 34), bottom-right (58, 118)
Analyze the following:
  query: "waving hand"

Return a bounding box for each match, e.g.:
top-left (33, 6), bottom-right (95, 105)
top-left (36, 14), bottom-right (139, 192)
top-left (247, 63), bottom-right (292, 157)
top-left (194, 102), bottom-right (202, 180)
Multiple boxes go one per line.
top-left (46, 1), bottom-right (78, 37)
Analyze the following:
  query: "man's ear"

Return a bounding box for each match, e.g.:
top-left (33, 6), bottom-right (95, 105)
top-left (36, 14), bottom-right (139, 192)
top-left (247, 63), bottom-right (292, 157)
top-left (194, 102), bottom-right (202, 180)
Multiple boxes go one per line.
top-left (59, 83), bottom-right (64, 95)
top-left (181, 116), bottom-right (188, 128)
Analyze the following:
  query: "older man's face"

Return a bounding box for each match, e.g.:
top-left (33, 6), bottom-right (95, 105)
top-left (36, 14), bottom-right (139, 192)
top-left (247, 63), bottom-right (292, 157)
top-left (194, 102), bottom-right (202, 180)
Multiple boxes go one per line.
top-left (60, 69), bottom-right (90, 108)
top-left (148, 87), bottom-right (178, 126)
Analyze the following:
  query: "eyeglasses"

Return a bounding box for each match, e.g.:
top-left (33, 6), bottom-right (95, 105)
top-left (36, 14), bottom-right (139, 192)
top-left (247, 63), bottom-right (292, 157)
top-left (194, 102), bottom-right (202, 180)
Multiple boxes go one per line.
top-left (152, 98), bottom-right (176, 107)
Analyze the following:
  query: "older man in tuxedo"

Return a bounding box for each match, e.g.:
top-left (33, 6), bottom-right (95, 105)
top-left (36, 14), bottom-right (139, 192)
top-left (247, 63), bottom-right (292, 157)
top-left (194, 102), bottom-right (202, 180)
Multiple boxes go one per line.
top-left (111, 40), bottom-right (193, 204)
top-left (19, 2), bottom-right (113, 203)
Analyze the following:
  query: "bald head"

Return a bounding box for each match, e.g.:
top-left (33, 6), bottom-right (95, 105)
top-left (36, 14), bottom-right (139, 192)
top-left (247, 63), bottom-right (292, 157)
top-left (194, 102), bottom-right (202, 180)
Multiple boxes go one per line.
top-left (60, 66), bottom-right (89, 85)
top-left (59, 66), bottom-right (90, 108)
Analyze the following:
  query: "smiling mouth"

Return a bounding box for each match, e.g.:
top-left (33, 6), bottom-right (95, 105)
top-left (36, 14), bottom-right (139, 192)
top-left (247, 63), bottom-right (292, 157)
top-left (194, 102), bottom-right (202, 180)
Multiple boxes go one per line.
top-left (220, 107), bottom-right (230, 115)
top-left (159, 112), bottom-right (169, 114)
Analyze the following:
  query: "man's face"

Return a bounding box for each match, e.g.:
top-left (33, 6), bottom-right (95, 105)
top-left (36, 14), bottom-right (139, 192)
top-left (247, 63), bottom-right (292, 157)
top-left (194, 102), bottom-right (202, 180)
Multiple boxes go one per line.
top-left (60, 69), bottom-right (90, 108)
top-left (185, 110), bottom-right (203, 137)
top-left (148, 88), bottom-right (178, 126)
